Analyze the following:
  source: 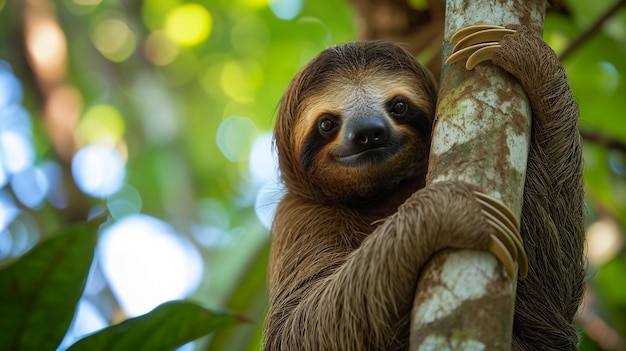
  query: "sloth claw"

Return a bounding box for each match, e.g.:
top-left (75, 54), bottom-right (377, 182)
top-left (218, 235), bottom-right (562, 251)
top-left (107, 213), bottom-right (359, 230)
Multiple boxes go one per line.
top-left (489, 235), bottom-right (516, 278)
top-left (446, 25), bottom-right (516, 70)
top-left (465, 45), bottom-right (502, 70)
top-left (445, 42), bottom-right (497, 67)
top-left (452, 28), bottom-right (515, 52)
top-left (475, 191), bottom-right (528, 280)
top-left (449, 24), bottom-right (505, 42)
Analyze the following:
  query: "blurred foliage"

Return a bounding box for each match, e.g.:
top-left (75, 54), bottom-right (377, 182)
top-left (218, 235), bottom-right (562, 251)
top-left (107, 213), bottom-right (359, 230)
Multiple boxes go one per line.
top-left (67, 301), bottom-right (245, 351)
top-left (0, 0), bottom-right (625, 350)
top-left (0, 224), bottom-right (96, 350)
top-left (0, 224), bottom-right (242, 350)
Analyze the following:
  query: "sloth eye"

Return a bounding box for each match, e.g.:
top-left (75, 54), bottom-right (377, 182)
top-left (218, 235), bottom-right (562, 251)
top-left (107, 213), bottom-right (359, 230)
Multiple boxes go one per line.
top-left (319, 117), bottom-right (337, 133)
top-left (389, 97), bottom-right (409, 117)
top-left (392, 101), bottom-right (407, 114)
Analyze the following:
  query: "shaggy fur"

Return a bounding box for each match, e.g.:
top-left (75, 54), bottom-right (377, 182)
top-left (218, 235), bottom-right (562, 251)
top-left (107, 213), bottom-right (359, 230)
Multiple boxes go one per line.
top-left (264, 28), bottom-right (585, 351)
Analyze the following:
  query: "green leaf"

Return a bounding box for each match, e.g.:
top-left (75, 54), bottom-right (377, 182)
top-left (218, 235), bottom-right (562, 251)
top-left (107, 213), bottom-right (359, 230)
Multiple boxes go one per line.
top-left (0, 225), bottom-right (97, 351)
top-left (67, 301), bottom-right (246, 351)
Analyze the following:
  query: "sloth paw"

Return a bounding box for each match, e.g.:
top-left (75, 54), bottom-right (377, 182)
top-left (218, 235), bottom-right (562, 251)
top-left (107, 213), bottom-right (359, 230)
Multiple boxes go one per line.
top-left (445, 25), bottom-right (515, 70)
top-left (474, 191), bottom-right (528, 280)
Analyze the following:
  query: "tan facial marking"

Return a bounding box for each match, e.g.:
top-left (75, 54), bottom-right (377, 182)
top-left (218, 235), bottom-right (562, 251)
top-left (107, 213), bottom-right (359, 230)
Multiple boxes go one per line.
top-left (292, 71), bottom-right (433, 156)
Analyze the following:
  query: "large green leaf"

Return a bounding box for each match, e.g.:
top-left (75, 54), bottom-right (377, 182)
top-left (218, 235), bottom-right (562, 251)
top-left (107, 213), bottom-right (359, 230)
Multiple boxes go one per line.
top-left (0, 225), bottom-right (97, 350)
top-left (68, 301), bottom-right (246, 351)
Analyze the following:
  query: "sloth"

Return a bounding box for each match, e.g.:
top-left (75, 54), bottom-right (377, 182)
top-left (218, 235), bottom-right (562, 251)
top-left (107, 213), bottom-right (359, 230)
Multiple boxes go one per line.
top-left (264, 25), bottom-right (585, 351)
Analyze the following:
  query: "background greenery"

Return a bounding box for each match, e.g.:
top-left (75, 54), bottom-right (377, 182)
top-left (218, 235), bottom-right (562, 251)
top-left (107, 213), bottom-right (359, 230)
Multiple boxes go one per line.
top-left (0, 0), bottom-right (625, 350)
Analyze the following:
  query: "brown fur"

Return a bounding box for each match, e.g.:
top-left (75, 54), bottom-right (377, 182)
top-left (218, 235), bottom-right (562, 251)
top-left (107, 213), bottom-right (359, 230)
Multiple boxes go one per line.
top-left (264, 29), bottom-right (585, 351)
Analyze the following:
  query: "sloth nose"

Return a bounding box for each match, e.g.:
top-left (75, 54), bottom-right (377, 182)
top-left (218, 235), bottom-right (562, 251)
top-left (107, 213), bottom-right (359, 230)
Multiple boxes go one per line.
top-left (350, 117), bottom-right (390, 148)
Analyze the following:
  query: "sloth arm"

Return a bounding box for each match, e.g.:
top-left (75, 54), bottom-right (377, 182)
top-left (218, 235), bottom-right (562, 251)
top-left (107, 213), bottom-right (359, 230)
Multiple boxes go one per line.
top-left (495, 27), bottom-right (586, 347)
top-left (265, 181), bottom-right (496, 351)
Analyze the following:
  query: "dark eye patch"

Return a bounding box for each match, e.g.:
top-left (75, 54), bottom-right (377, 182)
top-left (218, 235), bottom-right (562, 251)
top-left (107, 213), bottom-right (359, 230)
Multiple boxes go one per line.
top-left (385, 96), bottom-right (431, 137)
top-left (301, 114), bottom-right (340, 170)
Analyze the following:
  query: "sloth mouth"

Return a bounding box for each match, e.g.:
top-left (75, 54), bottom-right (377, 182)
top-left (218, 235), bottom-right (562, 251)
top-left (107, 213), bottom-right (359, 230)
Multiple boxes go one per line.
top-left (332, 144), bottom-right (399, 167)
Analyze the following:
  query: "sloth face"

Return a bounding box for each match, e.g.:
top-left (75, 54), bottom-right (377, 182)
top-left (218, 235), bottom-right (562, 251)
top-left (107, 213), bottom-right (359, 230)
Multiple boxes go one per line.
top-left (298, 74), bottom-right (432, 169)
top-left (276, 41), bottom-right (437, 205)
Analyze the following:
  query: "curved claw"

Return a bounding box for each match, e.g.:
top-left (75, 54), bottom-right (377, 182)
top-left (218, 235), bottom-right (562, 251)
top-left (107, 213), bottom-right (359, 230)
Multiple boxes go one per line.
top-left (447, 25), bottom-right (516, 70)
top-left (474, 193), bottom-right (518, 230)
top-left (474, 191), bottom-right (528, 280)
top-left (485, 216), bottom-right (518, 261)
top-left (466, 45), bottom-right (501, 70)
top-left (475, 196), bottom-right (521, 244)
top-left (452, 28), bottom-right (515, 52)
top-left (445, 42), bottom-right (497, 66)
top-left (450, 24), bottom-right (505, 43)
top-left (489, 235), bottom-right (516, 278)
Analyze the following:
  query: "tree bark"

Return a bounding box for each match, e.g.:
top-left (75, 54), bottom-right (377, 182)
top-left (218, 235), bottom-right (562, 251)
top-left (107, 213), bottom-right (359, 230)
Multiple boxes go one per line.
top-left (409, 0), bottom-right (544, 349)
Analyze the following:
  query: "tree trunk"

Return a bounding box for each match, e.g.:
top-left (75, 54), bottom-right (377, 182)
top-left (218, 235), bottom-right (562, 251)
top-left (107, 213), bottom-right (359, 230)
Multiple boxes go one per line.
top-left (409, 0), bottom-right (545, 349)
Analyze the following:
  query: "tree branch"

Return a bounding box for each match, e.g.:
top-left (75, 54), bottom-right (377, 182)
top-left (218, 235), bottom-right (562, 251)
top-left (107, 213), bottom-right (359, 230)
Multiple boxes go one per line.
top-left (581, 129), bottom-right (626, 154)
top-left (347, 0), bottom-right (445, 79)
top-left (409, 0), bottom-right (544, 349)
top-left (559, 0), bottom-right (626, 61)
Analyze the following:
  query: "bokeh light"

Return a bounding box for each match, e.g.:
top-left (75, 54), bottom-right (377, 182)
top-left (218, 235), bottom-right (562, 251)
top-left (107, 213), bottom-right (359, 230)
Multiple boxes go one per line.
top-left (544, 29), bottom-right (568, 54)
top-left (165, 3), bottom-right (212, 47)
top-left (71, 144), bottom-right (126, 198)
top-left (569, 59), bottom-right (621, 98)
top-left (106, 184), bottom-right (142, 220)
top-left (91, 16), bottom-right (137, 62)
top-left (0, 228), bottom-right (10, 258)
top-left (0, 65), bottom-right (34, 181)
top-left (44, 85), bottom-right (83, 161)
top-left (192, 198), bottom-right (233, 248)
top-left (64, 0), bottom-right (103, 15)
top-left (0, 61), bottom-right (47, 258)
top-left (269, 0), bottom-right (303, 20)
top-left (0, 160), bottom-right (6, 188)
top-left (78, 104), bottom-right (125, 145)
top-left (0, 105), bottom-right (31, 138)
top-left (59, 298), bottom-right (108, 350)
top-left (237, 0), bottom-right (268, 8)
top-left (220, 60), bottom-right (264, 103)
top-left (24, 16), bottom-right (67, 85)
top-left (598, 61), bottom-right (620, 94)
top-left (41, 161), bottom-right (68, 209)
top-left (72, 0), bottom-right (102, 6)
top-left (249, 132), bottom-right (277, 185)
top-left (98, 214), bottom-right (204, 317)
top-left (0, 65), bottom-right (22, 108)
top-left (192, 225), bottom-right (232, 249)
top-left (216, 116), bottom-right (259, 161)
top-left (11, 166), bottom-right (48, 209)
top-left (155, 48), bottom-right (199, 86)
top-left (0, 131), bottom-right (35, 174)
top-left (143, 30), bottom-right (180, 66)
top-left (249, 132), bottom-right (283, 228)
top-left (0, 190), bottom-right (19, 233)
top-left (587, 218), bottom-right (624, 266)
top-left (254, 181), bottom-right (283, 229)
top-left (5, 213), bottom-right (39, 258)
top-left (409, 0), bottom-right (428, 10)
top-left (195, 198), bottom-right (230, 230)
